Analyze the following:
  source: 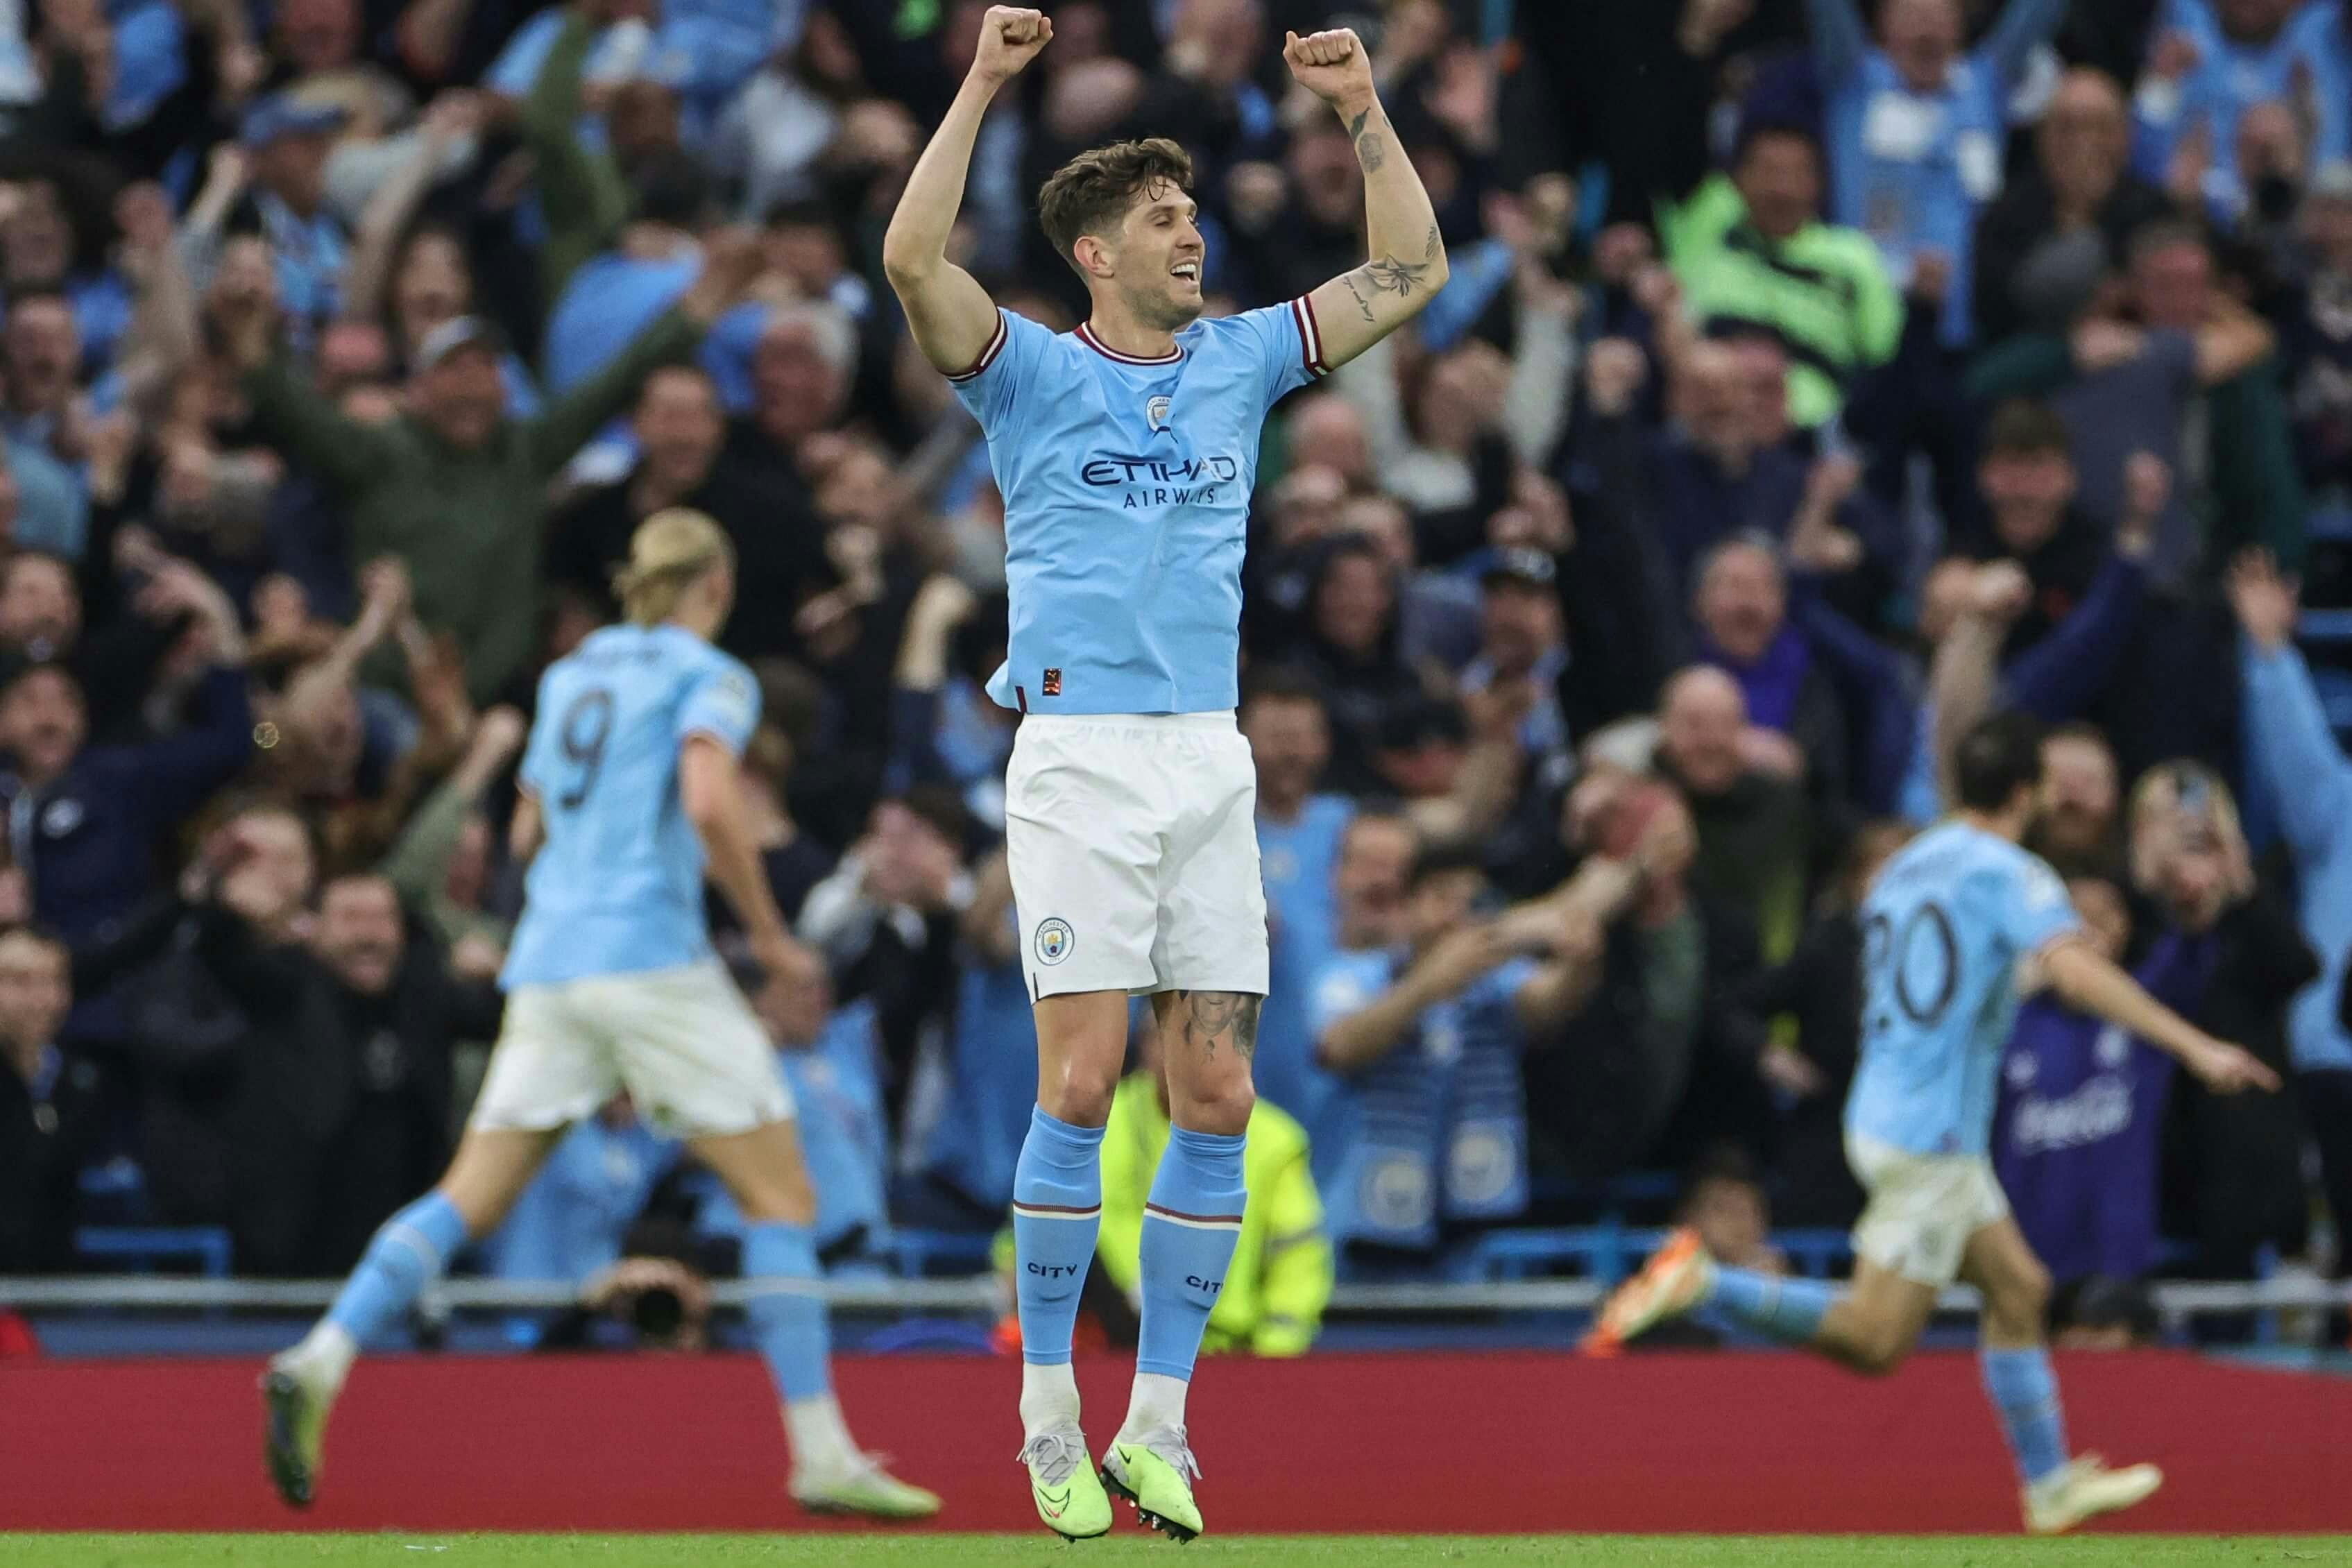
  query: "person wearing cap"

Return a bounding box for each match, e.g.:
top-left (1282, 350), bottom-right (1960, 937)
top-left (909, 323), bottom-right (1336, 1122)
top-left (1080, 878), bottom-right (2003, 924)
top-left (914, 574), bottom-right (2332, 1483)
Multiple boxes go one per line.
top-left (235, 92), bottom-right (355, 338)
top-left (1463, 546), bottom-right (1569, 772)
top-left (219, 233), bottom-right (768, 706)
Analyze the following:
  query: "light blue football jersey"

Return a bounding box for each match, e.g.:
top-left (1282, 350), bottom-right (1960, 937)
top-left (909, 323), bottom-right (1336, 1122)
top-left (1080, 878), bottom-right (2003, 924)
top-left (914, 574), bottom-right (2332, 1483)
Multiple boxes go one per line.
top-left (1845, 820), bottom-right (2081, 1157)
top-left (502, 623), bottom-right (760, 989)
top-left (949, 300), bottom-right (1329, 715)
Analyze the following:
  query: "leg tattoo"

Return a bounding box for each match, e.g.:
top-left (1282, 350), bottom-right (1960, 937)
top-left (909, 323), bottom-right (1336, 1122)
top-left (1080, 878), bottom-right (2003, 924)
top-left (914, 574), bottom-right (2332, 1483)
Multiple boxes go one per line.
top-left (1173, 991), bottom-right (1262, 1062)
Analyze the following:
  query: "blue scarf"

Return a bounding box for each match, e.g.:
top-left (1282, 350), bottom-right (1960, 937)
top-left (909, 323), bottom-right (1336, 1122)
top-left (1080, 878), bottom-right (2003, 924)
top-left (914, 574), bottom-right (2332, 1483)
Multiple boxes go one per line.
top-left (1321, 947), bottom-right (1535, 1252)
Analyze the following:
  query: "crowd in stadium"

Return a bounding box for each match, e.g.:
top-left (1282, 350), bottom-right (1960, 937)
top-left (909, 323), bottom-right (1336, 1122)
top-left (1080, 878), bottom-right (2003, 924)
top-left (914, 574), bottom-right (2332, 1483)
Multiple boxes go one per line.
top-left (4, 0), bottom-right (2352, 1356)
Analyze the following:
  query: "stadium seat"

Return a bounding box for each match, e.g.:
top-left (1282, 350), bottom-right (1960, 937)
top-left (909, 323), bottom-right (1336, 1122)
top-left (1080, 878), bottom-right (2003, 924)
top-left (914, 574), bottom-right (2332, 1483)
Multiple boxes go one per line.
top-left (888, 1228), bottom-right (997, 1277)
top-left (1776, 1230), bottom-right (1856, 1279)
top-left (74, 1227), bottom-right (235, 1278)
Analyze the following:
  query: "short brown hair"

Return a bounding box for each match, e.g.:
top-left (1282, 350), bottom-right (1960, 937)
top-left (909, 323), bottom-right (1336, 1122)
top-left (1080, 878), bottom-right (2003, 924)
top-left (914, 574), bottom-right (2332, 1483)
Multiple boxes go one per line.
top-left (1037, 138), bottom-right (1193, 275)
top-left (1983, 398), bottom-right (2072, 460)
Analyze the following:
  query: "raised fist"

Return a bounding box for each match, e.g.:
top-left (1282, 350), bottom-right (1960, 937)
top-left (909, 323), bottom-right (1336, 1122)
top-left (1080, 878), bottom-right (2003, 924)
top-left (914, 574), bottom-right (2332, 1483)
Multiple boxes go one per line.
top-left (973, 7), bottom-right (1053, 87)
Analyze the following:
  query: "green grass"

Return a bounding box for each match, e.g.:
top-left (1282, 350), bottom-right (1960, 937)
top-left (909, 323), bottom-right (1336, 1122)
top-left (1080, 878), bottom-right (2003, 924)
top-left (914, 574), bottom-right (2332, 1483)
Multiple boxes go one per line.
top-left (7, 1538), bottom-right (2346, 1568)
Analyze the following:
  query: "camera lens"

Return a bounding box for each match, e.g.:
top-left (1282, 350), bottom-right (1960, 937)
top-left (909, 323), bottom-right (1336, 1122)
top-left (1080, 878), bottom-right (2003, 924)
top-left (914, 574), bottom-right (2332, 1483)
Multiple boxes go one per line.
top-left (631, 1285), bottom-right (685, 1339)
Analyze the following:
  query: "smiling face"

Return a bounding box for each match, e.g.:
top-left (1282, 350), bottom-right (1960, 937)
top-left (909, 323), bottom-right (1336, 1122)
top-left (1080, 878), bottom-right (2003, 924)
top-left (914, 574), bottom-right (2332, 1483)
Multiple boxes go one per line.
top-left (1094, 182), bottom-right (1206, 332)
top-left (1038, 138), bottom-right (1205, 331)
top-left (1694, 541), bottom-right (1784, 664)
top-left (1882, 0), bottom-right (1961, 92)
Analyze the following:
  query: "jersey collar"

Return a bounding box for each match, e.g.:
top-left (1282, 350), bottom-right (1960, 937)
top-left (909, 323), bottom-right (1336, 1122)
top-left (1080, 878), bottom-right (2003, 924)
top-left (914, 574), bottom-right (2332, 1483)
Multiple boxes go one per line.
top-left (1075, 322), bottom-right (1184, 366)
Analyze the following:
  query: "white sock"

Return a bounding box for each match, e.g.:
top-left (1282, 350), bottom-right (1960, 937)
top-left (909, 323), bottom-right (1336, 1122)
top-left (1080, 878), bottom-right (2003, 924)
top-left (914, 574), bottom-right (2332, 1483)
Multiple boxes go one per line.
top-left (1117, 1370), bottom-right (1187, 1440)
top-left (783, 1393), bottom-right (858, 1476)
top-left (280, 1322), bottom-right (358, 1391)
top-left (1019, 1361), bottom-right (1082, 1438)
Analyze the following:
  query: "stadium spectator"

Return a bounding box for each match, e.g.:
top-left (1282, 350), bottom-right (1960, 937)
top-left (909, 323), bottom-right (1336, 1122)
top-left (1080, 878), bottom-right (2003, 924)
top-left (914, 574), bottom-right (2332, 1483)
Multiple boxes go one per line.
top-left (1098, 999), bottom-right (1332, 1357)
top-left (2123, 762), bottom-right (2313, 1287)
top-left (1283, 534), bottom-right (1434, 796)
top-left (911, 845), bottom-right (1037, 1227)
top-left (0, 602), bottom-right (250, 958)
top-left (1966, 220), bottom-right (2292, 593)
top-left (1950, 404), bottom-right (2146, 653)
top-left (1528, 770), bottom-right (1767, 1181)
top-left (0, 549), bottom-right (206, 735)
top-left (885, 573), bottom-right (1012, 835)
top-left (1461, 548), bottom-right (1571, 792)
top-left (1635, 343), bottom-right (1900, 627)
top-left (223, 94), bottom-right (355, 340)
top-left (0, 926), bottom-right (105, 1273)
top-left (1807, 0), bottom-right (2069, 343)
top-left (1992, 875), bottom-right (2188, 1291)
top-left (1660, 123), bottom-right (1902, 427)
top-left (795, 785), bottom-right (974, 1127)
top-left (1973, 68), bottom-right (2173, 346)
top-left (124, 811), bottom-right (500, 1275)
top-left (220, 233), bottom-right (767, 703)
top-left (1311, 841), bottom-right (1603, 1271)
top-left (1689, 535), bottom-right (1852, 810)
top-left (1653, 665), bottom-right (1827, 964)
top-left (305, 870), bottom-right (496, 1266)
top-left (2228, 551), bottom-right (2352, 1300)
top-left (2279, 161), bottom-right (2352, 495)
top-left (1241, 669), bottom-right (1352, 1127)
top-left (2131, 0), bottom-right (2349, 228)
top-left (547, 363), bottom-right (837, 665)
top-left (378, 705), bottom-right (525, 960)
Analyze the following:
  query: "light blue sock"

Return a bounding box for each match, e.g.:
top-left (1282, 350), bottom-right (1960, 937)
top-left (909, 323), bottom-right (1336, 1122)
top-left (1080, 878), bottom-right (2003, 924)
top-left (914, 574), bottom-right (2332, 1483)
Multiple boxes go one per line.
top-left (324, 1191), bottom-right (468, 1343)
top-left (1707, 1266), bottom-right (1836, 1343)
top-left (1135, 1126), bottom-right (1247, 1382)
top-left (743, 1220), bottom-right (830, 1402)
top-left (1980, 1345), bottom-right (2070, 1485)
top-left (1012, 1107), bottom-right (1105, 1367)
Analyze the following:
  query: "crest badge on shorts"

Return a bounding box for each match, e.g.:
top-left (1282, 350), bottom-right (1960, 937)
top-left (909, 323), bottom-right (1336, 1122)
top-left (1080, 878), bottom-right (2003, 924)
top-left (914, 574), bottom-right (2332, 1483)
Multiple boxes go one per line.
top-left (1035, 917), bottom-right (1074, 965)
top-left (1146, 394), bottom-right (1171, 431)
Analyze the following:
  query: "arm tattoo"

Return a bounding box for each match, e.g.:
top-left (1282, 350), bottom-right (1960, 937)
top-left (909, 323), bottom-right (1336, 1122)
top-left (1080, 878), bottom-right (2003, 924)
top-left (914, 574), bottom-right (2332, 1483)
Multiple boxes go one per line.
top-left (1176, 990), bottom-right (1263, 1062)
top-left (1362, 253), bottom-right (1433, 298)
top-left (1343, 275), bottom-right (1377, 323)
top-left (1349, 105), bottom-right (1386, 173)
top-left (1426, 224), bottom-right (1441, 260)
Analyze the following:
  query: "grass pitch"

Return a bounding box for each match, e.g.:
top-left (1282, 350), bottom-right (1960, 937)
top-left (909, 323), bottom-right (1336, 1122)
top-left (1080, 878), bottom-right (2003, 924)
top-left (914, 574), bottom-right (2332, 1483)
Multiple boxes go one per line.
top-left (6, 1537), bottom-right (2345, 1568)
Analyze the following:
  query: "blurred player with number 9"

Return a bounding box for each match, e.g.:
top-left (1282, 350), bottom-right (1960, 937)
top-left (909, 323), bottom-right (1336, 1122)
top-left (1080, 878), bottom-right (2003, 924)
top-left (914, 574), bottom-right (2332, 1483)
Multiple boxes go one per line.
top-left (259, 510), bottom-right (939, 1522)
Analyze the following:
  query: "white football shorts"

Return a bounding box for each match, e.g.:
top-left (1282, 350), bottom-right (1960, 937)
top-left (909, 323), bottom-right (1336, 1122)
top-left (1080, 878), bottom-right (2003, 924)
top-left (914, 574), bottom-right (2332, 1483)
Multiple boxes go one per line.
top-left (1003, 710), bottom-right (1270, 1000)
top-left (1846, 1133), bottom-right (2013, 1287)
top-left (470, 959), bottom-right (793, 1139)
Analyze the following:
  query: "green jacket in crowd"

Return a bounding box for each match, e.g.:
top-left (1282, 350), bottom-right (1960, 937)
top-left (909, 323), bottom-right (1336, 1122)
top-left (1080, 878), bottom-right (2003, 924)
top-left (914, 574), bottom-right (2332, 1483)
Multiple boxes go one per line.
top-left (241, 308), bottom-right (705, 702)
top-left (1659, 173), bottom-right (1903, 429)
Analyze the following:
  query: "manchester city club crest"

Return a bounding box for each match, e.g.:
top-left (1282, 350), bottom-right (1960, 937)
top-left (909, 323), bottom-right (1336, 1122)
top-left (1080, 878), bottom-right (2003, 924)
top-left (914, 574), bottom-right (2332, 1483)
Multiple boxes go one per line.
top-left (1034, 917), bottom-right (1074, 965)
top-left (1146, 394), bottom-right (1172, 431)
